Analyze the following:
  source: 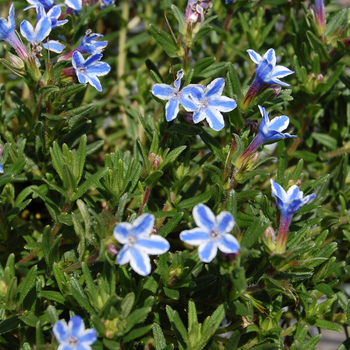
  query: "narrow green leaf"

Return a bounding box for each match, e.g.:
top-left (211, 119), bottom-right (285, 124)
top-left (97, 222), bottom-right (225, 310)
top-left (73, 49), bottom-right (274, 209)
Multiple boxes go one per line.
top-left (149, 24), bottom-right (178, 58)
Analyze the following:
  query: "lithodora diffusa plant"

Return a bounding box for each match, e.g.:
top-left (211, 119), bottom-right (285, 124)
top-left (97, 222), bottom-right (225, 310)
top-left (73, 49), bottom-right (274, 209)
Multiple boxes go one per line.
top-left (0, 0), bottom-right (350, 349)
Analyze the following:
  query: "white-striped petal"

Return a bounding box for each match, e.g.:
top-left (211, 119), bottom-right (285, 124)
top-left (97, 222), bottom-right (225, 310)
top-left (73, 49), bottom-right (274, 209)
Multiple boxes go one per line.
top-left (218, 234), bottom-right (240, 254)
top-left (209, 96), bottom-right (237, 112)
top-left (198, 241), bottom-right (218, 263)
top-left (216, 211), bottom-right (234, 234)
top-left (193, 204), bottom-right (216, 230)
top-left (247, 49), bottom-right (262, 64)
top-left (136, 235), bottom-right (170, 255)
top-left (129, 248), bottom-right (151, 276)
top-left (180, 228), bottom-right (209, 246)
top-left (204, 108), bottom-right (225, 131)
top-left (43, 40), bottom-right (65, 53)
top-left (113, 222), bottom-right (132, 244)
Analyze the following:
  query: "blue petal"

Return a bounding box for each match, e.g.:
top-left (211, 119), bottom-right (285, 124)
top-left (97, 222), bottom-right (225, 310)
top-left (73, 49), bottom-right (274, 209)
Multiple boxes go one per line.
top-left (53, 320), bottom-right (68, 342)
top-left (193, 108), bottom-right (206, 124)
top-left (65, 0), bottom-right (82, 11)
top-left (133, 214), bottom-right (154, 237)
top-left (69, 316), bottom-right (84, 337)
top-left (216, 211), bottom-right (234, 234)
top-left (193, 204), bottom-right (216, 231)
top-left (79, 328), bottom-right (97, 344)
top-left (43, 40), bottom-right (65, 53)
top-left (47, 5), bottom-right (61, 18)
top-left (247, 49), bottom-right (262, 65)
top-left (267, 115), bottom-right (289, 132)
top-left (258, 105), bottom-right (270, 134)
top-left (174, 69), bottom-right (184, 90)
top-left (180, 228), bottom-right (209, 246)
top-left (205, 78), bottom-right (225, 98)
top-left (271, 65), bottom-right (294, 79)
top-left (136, 236), bottom-right (170, 255)
top-left (165, 99), bottom-right (180, 122)
top-left (84, 53), bottom-right (103, 67)
top-left (271, 179), bottom-right (288, 212)
top-left (0, 162), bottom-right (4, 174)
top-left (209, 96), bottom-right (236, 112)
top-left (20, 20), bottom-right (36, 43)
top-left (270, 77), bottom-right (290, 87)
top-left (129, 247), bottom-right (151, 276)
top-left (113, 222), bottom-right (132, 244)
top-left (286, 185), bottom-right (302, 200)
top-left (117, 244), bottom-right (131, 265)
top-left (218, 234), bottom-right (240, 254)
top-left (86, 75), bottom-right (102, 92)
top-left (180, 85), bottom-right (198, 111)
top-left (34, 17), bottom-right (52, 42)
top-left (72, 51), bottom-right (86, 67)
top-left (204, 108), bottom-right (225, 131)
top-left (86, 62), bottom-right (111, 76)
top-left (256, 59), bottom-right (274, 83)
top-left (76, 71), bottom-right (88, 85)
top-left (152, 84), bottom-right (175, 100)
top-left (264, 48), bottom-right (276, 65)
top-left (189, 85), bottom-right (205, 105)
top-left (198, 241), bottom-right (218, 263)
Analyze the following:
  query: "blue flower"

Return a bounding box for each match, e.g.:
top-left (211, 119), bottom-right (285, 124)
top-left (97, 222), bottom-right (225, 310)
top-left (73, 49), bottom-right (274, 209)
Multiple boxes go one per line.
top-left (59, 30), bottom-right (107, 61)
top-left (270, 179), bottom-right (316, 216)
top-left (0, 162), bottom-right (3, 174)
top-left (180, 204), bottom-right (240, 263)
top-left (25, 0), bottom-right (55, 11)
top-left (188, 78), bottom-right (237, 131)
top-left (66, 0), bottom-right (82, 12)
top-left (151, 69), bottom-right (198, 122)
top-left (20, 14), bottom-right (52, 55)
top-left (72, 52), bottom-right (111, 92)
top-left (53, 315), bottom-right (97, 350)
top-left (36, 4), bottom-right (68, 30)
top-left (247, 48), bottom-right (294, 87)
top-left (0, 4), bottom-right (28, 60)
top-left (113, 213), bottom-right (170, 276)
top-left (271, 179), bottom-right (316, 254)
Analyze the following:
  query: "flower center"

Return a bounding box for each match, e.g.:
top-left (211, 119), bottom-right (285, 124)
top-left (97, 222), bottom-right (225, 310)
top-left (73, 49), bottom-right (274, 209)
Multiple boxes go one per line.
top-left (201, 98), bottom-right (209, 109)
top-left (78, 67), bottom-right (86, 74)
top-left (211, 229), bottom-right (219, 239)
top-left (128, 236), bottom-right (136, 247)
top-left (67, 335), bottom-right (79, 347)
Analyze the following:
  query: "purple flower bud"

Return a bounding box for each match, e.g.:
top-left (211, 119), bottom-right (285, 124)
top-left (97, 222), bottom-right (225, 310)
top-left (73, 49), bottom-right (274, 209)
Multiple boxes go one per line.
top-left (107, 243), bottom-right (119, 256)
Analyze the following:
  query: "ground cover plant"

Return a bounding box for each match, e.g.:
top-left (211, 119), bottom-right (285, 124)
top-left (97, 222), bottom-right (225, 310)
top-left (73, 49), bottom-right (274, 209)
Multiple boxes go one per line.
top-left (0, 0), bottom-right (350, 349)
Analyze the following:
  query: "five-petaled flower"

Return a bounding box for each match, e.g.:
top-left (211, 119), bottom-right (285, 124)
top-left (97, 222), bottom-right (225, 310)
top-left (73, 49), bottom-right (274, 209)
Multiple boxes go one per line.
top-left (25, 0), bottom-right (55, 11)
top-left (188, 78), bottom-right (237, 131)
top-left (180, 204), bottom-right (240, 263)
top-left (53, 315), bottom-right (97, 350)
top-left (59, 29), bottom-right (108, 61)
top-left (35, 4), bottom-right (68, 30)
top-left (113, 213), bottom-right (170, 276)
top-left (243, 48), bottom-right (294, 107)
top-left (0, 4), bottom-right (28, 60)
top-left (151, 69), bottom-right (198, 122)
top-left (271, 179), bottom-right (316, 254)
top-left (72, 52), bottom-right (111, 92)
top-left (236, 105), bottom-right (295, 168)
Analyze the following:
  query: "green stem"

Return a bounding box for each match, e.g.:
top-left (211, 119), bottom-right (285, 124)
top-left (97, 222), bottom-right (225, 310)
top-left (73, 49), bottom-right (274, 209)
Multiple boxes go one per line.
top-left (325, 147), bottom-right (350, 158)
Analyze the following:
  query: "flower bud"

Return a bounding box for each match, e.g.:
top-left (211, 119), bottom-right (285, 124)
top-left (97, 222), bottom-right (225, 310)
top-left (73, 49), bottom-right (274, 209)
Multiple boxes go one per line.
top-left (264, 226), bottom-right (275, 252)
top-left (148, 153), bottom-right (163, 170)
top-left (182, 112), bottom-right (195, 124)
top-left (107, 243), bottom-right (119, 256)
top-left (9, 53), bottom-right (24, 69)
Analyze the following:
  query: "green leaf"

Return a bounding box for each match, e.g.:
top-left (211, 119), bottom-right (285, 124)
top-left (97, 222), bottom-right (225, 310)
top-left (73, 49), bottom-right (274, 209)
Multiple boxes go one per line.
top-left (163, 146), bottom-right (187, 167)
top-left (224, 330), bottom-right (241, 350)
top-left (240, 219), bottom-right (267, 249)
top-left (124, 306), bottom-right (152, 334)
top-left (145, 170), bottom-right (164, 188)
top-left (193, 57), bottom-right (216, 76)
top-left (227, 63), bottom-right (243, 102)
top-left (149, 24), bottom-right (178, 58)
top-left (72, 168), bottom-right (108, 201)
top-left (39, 291), bottom-right (65, 305)
top-left (158, 212), bottom-right (183, 237)
top-left (123, 324), bottom-right (153, 342)
top-left (70, 277), bottom-right (96, 315)
top-left (0, 316), bottom-right (23, 335)
top-left (200, 130), bottom-right (224, 163)
top-left (17, 265), bottom-right (37, 306)
top-left (314, 319), bottom-right (342, 333)
top-left (171, 5), bottom-right (185, 34)
top-left (153, 323), bottom-right (168, 350)
top-left (179, 187), bottom-right (214, 209)
top-left (166, 305), bottom-right (189, 347)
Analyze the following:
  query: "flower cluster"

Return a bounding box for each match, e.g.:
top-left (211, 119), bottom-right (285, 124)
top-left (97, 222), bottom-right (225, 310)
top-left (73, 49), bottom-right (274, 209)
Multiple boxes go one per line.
top-left (152, 70), bottom-right (236, 131)
top-left (0, 4), bottom-right (111, 91)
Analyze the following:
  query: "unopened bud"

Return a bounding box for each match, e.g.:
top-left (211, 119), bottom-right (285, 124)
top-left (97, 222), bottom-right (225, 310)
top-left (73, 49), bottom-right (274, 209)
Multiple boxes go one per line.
top-left (107, 243), bottom-right (119, 256)
top-left (9, 54), bottom-right (24, 69)
top-left (182, 112), bottom-right (195, 124)
top-left (167, 268), bottom-right (182, 286)
top-left (264, 226), bottom-right (275, 252)
top-left (152, 226), bottom-right (158, 235)
top-left (220, 251), bottom-right (239, 262)
top-left (316, 74), bottom-right (324, 83)
top-left (148, 153), bottom-right (162, 170)
top-left (270, 84), bottom-right (282, 97)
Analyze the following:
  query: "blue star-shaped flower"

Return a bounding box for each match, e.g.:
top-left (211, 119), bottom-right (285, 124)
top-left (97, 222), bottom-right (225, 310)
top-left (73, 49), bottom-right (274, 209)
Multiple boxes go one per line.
top-left (247, 48), bottom-right (294, 87)
top-left (113, 214), bottom-right (170, 276)
top-left (53, 315), bottom-right (97, 350)
top-left (0, 4), bottom-right (28, 60)
top-left (20, 13), bottom-right (53, 55)
top-left (35, 4), bottom-right (68, 30)
top-left (180, 204), bottom-right (240, 263)
top-left (271, 179), bottom-right (316, 216)
top-left (59, 30), bottom-right (107, 61)
top-left (188, 78), bottom-right (237, 131)
top-left (72, 52), bottom-right (111, 92)
top-left (151, 69), bottom-right (198, 122)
